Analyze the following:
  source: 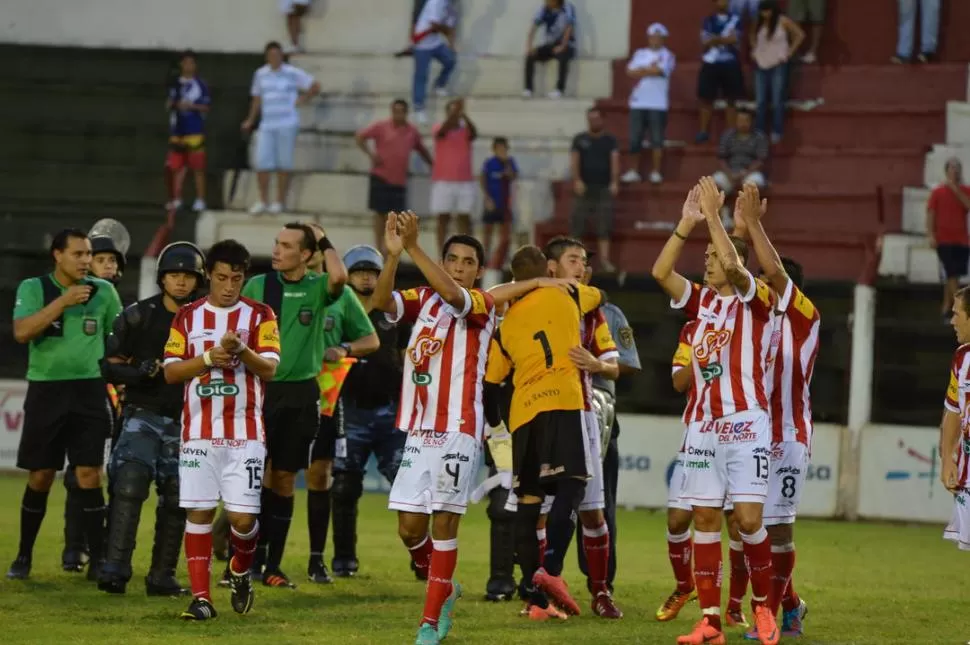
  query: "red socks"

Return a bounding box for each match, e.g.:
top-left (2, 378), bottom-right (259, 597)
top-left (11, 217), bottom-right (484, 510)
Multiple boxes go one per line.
top-left (407, 535), bottom-right (433, 579)
top-left (184, 521), bottom-right (213, 601)
top-left (666, 530), bottom-right (695, 593)
top-left (421, 538), bottom-right (458, 627)
top-left (727, 540), bottom-right (750, 611)
top-left (229, 521), bottom-right (259, 575)
top-left (741, 528), bottom-right (773, 608)
top-left (772, 543), bottom-right (798, 612)
top-left (536, 528), bottom-right (547, 568)
top-left (581, 523), bottom-right (610, 594)
top-left (692, 531), bottom-right (723, 631)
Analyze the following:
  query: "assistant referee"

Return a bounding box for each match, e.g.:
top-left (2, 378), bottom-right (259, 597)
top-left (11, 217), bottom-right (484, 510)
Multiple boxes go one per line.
top-left (7, 229), bottom-right (123, 581)
top-left (241, 222), bottom-right (346, 587)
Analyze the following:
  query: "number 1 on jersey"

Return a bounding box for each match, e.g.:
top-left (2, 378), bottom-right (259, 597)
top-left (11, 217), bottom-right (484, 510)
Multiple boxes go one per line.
top-left (533, 330), bottom-right (553, 368)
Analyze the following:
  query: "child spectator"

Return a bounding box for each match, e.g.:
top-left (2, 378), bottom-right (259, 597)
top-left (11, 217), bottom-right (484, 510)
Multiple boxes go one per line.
top-left (165, 50), bottom-right (210, 212)
top-left (621, 23), bottom-right (675, 185)
top-left (480, 137), bottom-right (519, 269)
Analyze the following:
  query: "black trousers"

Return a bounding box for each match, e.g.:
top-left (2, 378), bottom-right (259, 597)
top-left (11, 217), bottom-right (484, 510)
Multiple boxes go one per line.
top-left (525, 44), bottom-right (575, 93)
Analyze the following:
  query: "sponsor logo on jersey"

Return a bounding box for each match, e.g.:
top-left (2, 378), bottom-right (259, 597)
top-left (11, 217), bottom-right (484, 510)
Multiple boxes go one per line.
top-left (700, 362), bottom-right (723, 382)
top-left (258, 320), bottom-right (281, 351)
top-left (165, 329), bottom-right (187, 357)
top-left (179, 458), bottom-right (201, 469)
top-left (694, 329), bottom-right (731, 362)
top-left (196, 379), bottom-right (240, 398)
top-left (181, 446), bottom-right (208, 457)
top-left (685, 459), bottom-right (711, 470)
top-left (698, 419), bottom-right (759, 444)
top-left (408, 335), bottom-right (443, 366)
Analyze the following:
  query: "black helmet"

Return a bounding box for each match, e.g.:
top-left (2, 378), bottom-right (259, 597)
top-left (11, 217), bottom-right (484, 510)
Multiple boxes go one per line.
top-left (90, 236), bottom-right (126, 275)
top-left (156, 242), bottom-right (206, 287)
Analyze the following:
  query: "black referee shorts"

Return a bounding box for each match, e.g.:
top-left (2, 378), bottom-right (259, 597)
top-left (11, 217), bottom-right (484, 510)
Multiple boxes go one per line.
top-left (512, 409), bottom-right (590, 499)
top-left (263, 379), bottom-right (321, 473)
top-left (17, 379), bottom-right (112, 471)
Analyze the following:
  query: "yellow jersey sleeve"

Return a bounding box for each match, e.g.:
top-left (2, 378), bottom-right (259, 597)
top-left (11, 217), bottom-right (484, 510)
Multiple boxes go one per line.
top-left (485, 336), bottom-right (512, 385)
top-left (577, 284), bottom-right (605, 315)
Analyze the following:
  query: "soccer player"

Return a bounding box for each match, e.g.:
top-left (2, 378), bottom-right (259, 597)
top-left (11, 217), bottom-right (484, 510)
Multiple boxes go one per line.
top-left (371, 211), bottom-right (497, 645)
top-left (942, 286), bottom-right (970, 553)
top-left (7, 229), bottom-right (122, 581)
top-left (737, 189), bottom-right (818, 638)
top-left (163, 239), bottom-right (280, 620)
top-left (651, 178), bottom-right (779, 645)
top-left (482, 245), bottom-right (610, 621)
top-left (241, 222), bottom-right (346, 588)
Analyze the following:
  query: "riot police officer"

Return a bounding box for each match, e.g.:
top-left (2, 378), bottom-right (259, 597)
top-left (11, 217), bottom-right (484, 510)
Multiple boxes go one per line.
top-left (97, 242), bottom-right (206, 595)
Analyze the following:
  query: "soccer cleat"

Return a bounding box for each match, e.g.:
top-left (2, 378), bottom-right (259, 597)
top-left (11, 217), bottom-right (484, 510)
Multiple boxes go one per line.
top-left (228, 564), bottom-right (255, 614)
top-left (180, 597), bottom-right (217, 621)
top-left (677, 617), bottom-right (726, 645)
top-left (591, 590), bottom-right (623, 619)
top-left (307, 561), bottom-right (333, 584)
top-left (437, 582), bottom-right (462, 640)
top-left (533, 568), bottom-right (581, 616)
top-left (656, 588), bottom-right (697, 622)
top-left (752, 605), bottom-right (780, 645)
top-left (6, 555), bottom-right (31, 580)
top-left (524, 603), bottom-right (568, 621)
top-left (262, 569), bottom-right (296, 589)
top-left (726, 608), bottom-right (750, 628)
top-left (781, 599), bottom-right (807, 637)
top-left (414, 622), bottom-right (439, 645)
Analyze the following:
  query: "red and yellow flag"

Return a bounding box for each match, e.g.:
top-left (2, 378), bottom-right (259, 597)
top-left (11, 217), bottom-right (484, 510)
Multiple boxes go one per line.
top-left (107, 384), bottom-right (121, 414)
top-left (316, 358), bottom-right (357, 416)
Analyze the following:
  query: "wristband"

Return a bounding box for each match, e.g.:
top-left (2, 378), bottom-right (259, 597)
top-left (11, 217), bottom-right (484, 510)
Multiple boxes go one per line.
top-left (339, 342), bottom-right (353, 357)
top-left (673, 229), bottom-right (687, 241)
top-left (203, 350), bottom-right (213, 367)
top-left (318, 236), bottom-right (334, 253)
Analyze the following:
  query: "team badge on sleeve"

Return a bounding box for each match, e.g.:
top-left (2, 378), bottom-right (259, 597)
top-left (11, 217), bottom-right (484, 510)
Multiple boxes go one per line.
top-left (618, 326), bottom-right (634, 349)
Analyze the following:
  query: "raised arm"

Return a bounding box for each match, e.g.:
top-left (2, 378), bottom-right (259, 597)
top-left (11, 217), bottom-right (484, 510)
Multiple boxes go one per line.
top-left (318, 232), bottom-right (348, 296)
top-left (372, 213), bottom-right (403, 314)
top-left (398, 211), bottom-right (465, 309)
top-left (651, 184), bottom-right (705, 302)
top-left (738, 183), bottom-right (788, 295)
top-left (698, 175), bottom-right (751, 294)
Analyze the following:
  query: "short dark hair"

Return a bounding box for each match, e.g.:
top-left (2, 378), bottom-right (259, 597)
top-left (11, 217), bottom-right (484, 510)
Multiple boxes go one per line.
top-left (780, 256), bottom-right (804, 289)
top-left (392, 98), bottom-right (409, 111)
top-left (264, 41), bottom-right (283, 55)
top-left (492, 136), bottom-right (509, 148)
top-left (442, 234), bottom-right (485, 268)
top-left (957, 287), bottom-right (970, 316)
top-left (283, 222), bottom-right (317, 254)
top-left (50, 228), bottom-right (88, 258)
top-left (206, 239), bottom-right (251, 274)
top-left (728, 235), bottom-right (749, 265)
top-left (510, 246), bottom-right (547, 281)
top-left (180, 49), bottom-right (196, 62)
top-left (543, 235), bottom-right (586, 262)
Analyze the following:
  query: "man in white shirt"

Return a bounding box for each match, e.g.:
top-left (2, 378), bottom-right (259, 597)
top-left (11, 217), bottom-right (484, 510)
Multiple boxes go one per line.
top-left (412, 0), bottom-right (459, 124)
top-left (241, 42), bottom-right (320, 214)
top-left (621, 23), bottom-right (675, 185)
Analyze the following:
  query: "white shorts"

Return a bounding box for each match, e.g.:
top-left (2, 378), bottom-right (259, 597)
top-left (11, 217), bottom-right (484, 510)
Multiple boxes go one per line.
top-left (680, 410), bottom-right (770, 507)
top-left (179, 439), bottom-right (266, 514)
top-left (504, 490), bottom-right (555, 515)
top-left (763, 440), bottom-right (809, 526)
top-left (579, 410), bottom-right (605, 511)
top-left (668, 451), bottom-right (734, 512)
top-left (280, 0), bottom-right (310, 13)
top-left (944, 488), bottom-right (970, 550)
top-left (388, 430), bottom-right (481, 515)
top-left (430, 181), bottom-right (477, 215)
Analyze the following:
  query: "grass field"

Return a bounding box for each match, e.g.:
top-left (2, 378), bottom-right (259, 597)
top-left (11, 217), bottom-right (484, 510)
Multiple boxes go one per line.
top-left (0, 473), bottom-right (965, 645)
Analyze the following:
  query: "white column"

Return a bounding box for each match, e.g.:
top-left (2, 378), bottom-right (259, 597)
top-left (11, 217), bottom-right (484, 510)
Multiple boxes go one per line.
top-left (841, 283), bottom-right (876, 520)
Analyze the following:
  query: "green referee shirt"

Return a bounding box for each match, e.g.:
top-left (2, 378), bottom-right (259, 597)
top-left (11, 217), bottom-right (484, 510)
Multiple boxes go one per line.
top-left (322, 285), bottom-right (376, 350)
top-left (242, 270), bottom-right (337, 382)
top-left (13, 274), bottom-right (122, 382)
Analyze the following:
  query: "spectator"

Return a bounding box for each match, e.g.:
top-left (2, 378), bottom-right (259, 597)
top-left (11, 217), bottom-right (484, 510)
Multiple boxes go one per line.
top-left (281, 0), bottom-right (311, 54)
top-left (570, 107), bottom-right (620, 272)
top-left (696, 0), bottom-right (745, 144)
top-left (712, 109), bottom-right (768, 221)
top-left (411, 0), bottom-right (459, 124)
top-left (241, 41), bottom-right (320, 215)
top-left (164, 50), bottom-right (210, 213)
top-left (524, 0), bottom-right (578, 99)
top-left (927, 158), bottom-right (970, 321)
top-left (751, 0), bottom-right (804, 144)
top-left (788, 0), bottom-right (826, 63)
top-left (621, 23), bottom-right (676, 185)
top-left (892, 0), bottom-right (939, 64)
top-left (729, 0), bottom-right (760, 22)
top-left (355, 99), bottom-right (433, 251)
top-left (430, 98), bottom-right (478, 251)
top-left (480, 137), bottom-right (519, 269)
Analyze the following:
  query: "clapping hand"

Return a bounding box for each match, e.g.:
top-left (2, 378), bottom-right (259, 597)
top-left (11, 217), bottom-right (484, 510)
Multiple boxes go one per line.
top-left (680, 184), bottom-right (704, 227)
top-left (385, 212), bottom-right (404, 257)
top-left (220, 330), bottom-right (245, 355)
top-left (697, 176), bottom-right (725, 218)
top-left (397, 210), bottom-right (420, 250)
top-left (207, 346), bottom-right (234, 368)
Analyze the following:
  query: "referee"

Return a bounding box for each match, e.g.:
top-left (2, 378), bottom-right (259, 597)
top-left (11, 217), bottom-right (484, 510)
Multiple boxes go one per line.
top-left (7, 229), bottom-right (123, 581)
top-left (241, 222), bottom-right (346, 587)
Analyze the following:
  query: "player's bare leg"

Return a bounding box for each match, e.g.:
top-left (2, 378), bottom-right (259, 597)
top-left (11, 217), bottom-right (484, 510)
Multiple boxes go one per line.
top-left (677, 506), bottom-right (726, 645)
top-left (399, 511), bottom-right (433, 581)
top-left (765, 523), bottom-right (806, 637)
top-left (658, 506), bottom-right (696, 622)
top-left (726, 510), bottom-right (751, 628)
top-left (731, 501), bottom-right (778, 645)
top-left (577, 508), bottom-right (621, 618)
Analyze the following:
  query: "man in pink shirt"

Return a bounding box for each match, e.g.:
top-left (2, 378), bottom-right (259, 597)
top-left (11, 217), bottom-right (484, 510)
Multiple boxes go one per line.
top-left (431, 98), bottom-right (479, 252)
top-left (356, 99), bottom-right (434, 250)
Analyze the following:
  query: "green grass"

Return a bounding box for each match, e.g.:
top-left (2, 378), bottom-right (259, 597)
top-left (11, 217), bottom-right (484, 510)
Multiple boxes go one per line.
top-left (0, 473), bottom-right (965, 644)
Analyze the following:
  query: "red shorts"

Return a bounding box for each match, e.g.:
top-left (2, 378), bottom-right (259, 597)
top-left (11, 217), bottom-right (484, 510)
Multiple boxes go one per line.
top-left (166, 148), bottom-right (206, 171)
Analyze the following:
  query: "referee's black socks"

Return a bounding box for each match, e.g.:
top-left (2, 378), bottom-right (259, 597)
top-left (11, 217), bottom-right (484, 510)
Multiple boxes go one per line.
top-left (77, 487), bottom-right (106, 562)
top-left (18, 485), bottom-right (49, 558)
top-left (265, 490), bottom-right (294, 572)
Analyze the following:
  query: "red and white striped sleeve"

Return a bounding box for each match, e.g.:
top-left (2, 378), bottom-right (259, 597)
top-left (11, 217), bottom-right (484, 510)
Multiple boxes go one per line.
top-left (388, 286), bottom-right (433, 325)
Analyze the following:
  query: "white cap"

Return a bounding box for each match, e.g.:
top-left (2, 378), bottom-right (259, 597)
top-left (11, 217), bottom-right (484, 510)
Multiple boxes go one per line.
top-left (647, 23), bottom-right (669, 37)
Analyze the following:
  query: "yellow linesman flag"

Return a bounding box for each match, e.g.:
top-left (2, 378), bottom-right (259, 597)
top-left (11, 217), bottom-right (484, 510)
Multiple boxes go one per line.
top-left (317, 358), bottom-right (357, 416)
top-left (107, 384), bottom-right (121, 414)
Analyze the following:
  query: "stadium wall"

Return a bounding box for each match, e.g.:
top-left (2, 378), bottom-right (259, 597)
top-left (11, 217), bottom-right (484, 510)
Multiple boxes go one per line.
top-left (0, 379), bottom-right (950, 523)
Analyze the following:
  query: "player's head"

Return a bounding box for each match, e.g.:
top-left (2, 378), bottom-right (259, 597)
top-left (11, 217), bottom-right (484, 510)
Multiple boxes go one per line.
top-left (704, 236), bottom-right (748, 289)
top-left (157, 242), bottom-right (205, 304)
top-left (543, 235), bottom-right (588, 281)
top-left (441, 234), bottom-right (485, 288)
top-left (954, 286), bottom-right (970, 344)
top-left (946, 157), bottom-right (963, 184)
top-left (344, 244), bottom-right (383, 296)
top-left (391, 98), bottom-right (409, 125)
top-left (265, 41), bottom-right (284, 68)
top-left (206, 239), bottom-right (250, 308)
top-left (492, 136), bottom-right (509, 159)
top-left (510, 245), bottom-right (548, 282)
top-left (273, 222), bottom-right (316, 272)
top-left (179, 50), bottom-right (197, 77)
top-left (51, 228), bottom-right (92, 282)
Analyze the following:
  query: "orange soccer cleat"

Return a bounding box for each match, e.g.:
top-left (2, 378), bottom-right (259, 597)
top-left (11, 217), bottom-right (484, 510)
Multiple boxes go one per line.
top-left (676, 617), bottom-right (726, 645)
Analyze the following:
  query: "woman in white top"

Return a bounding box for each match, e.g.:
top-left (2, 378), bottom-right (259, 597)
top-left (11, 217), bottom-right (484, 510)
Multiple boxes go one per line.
top-left (750, 0), bottom-right (804, 144)
top-left (242, 42), bottom-right (320, 214)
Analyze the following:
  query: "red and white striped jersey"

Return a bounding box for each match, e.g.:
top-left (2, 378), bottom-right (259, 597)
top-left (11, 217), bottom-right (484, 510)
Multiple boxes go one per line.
top-left (671, 273), bottom-right (773, 421)
top-left (673, 319), bottom-right (699, 424)
top-left (581, 308), bottom-right (619, 410)
top-left (944, 343), bottom-right (970, 488)
top-left (388, 286), bottom-right (496, 439)
top-left (766, 279), bottom-right (821, 446)
top-left (163, 297), bottom-right (281, 443)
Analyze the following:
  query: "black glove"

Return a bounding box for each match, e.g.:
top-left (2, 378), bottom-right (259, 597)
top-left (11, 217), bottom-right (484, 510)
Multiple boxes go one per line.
top-left (137, 359), bottom-right (161, 379)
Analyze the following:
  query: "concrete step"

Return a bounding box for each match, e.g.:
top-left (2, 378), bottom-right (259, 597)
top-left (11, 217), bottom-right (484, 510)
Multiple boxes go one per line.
top-left (301, 94), bottom-right (589, 138)
top-left (902, 187), bottom-right (930, 235)
top-left (947, 102), bottom-right (970, 145)
top-left (293, 53), bottom-right (612, 100)
top-left (222, 171), bottom-right (553, 228)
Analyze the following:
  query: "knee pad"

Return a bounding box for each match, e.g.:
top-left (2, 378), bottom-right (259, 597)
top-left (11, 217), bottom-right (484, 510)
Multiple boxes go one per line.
top-left (157, 477), bottom-right (180, 510)
top-left (113, 463), bottom-right (152, 502)
top-left (63, 467), bottom-right (80, 490)
top-left (331, 471), bottom-right (363, 504)
top-left (487, 487), bottom-right (515, 522)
